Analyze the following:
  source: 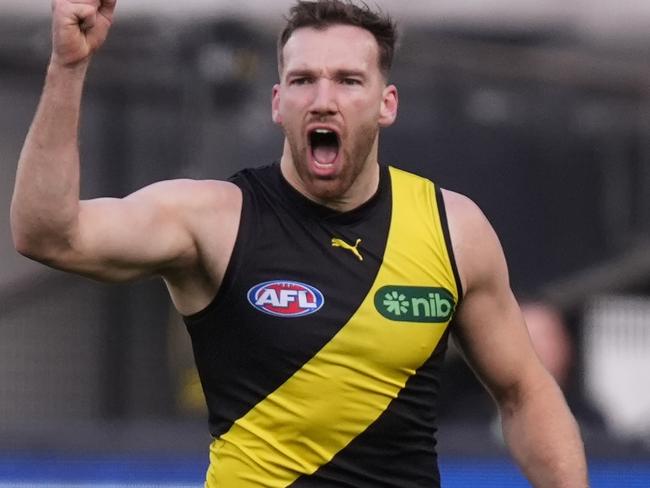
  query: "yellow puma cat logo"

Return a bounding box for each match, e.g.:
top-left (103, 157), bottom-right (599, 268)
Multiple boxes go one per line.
top-left (331, 238), bottom-right (363, 262)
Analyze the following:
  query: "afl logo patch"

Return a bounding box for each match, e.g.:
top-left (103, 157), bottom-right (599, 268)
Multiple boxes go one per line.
top-left (247, 280), bottom-right (325, 318)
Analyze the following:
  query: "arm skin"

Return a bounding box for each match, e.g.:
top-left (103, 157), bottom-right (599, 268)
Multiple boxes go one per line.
top-left (444, 189), bottom-right (589, 488)
top-left (10, 0), bottom-right (241, 315)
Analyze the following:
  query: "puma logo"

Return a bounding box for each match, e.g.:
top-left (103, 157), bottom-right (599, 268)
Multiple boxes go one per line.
top-left (331, 238), bottom-right (363, 262)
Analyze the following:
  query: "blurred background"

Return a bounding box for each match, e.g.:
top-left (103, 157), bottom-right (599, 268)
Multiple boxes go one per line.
top-left (1, 0), bottom-right (650, 486)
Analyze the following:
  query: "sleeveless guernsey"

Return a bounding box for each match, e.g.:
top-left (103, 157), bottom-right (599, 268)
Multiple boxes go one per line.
top-left (184, 163), bottom-right (463, 487)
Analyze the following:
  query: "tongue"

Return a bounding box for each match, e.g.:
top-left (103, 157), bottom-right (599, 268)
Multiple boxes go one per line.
top-left (313, 145), bottom-right (338, 165)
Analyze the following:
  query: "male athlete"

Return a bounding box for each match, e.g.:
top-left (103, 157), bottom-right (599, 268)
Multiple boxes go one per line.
top-left (11, 0), bottom-right (588, 486)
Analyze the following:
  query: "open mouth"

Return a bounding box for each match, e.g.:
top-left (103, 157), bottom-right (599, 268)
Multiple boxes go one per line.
top-left (309, 129), bottom-right (340, 166)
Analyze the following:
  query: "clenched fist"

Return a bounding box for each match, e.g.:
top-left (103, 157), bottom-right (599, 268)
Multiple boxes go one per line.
top-left (51, 0), bottom-right (117, 67)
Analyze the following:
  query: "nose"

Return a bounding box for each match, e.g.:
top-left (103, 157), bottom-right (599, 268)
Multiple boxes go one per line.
top-left (309, 78), bottom-right (337, 117)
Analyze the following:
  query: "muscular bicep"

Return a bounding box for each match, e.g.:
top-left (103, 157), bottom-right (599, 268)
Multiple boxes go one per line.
top-left (47, 179), bottom-right (237, 283)
top-left (444, 190), bottom-right (545, 407)
top-left (69, 190), bottom-right (195, 281)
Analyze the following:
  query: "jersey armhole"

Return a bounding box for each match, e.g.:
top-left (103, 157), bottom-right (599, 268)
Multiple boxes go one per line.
top-left (183, 185), bottom-right (255, 326)
top-left (434, 185), bottom-right (464, 304)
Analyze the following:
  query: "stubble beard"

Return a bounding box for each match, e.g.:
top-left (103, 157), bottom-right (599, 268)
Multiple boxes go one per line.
top-left (286, 124), bottom-right (379, 205)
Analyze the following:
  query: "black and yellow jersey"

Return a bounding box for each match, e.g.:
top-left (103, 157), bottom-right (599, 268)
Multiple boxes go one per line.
top-left (184, 163), bottom-right (463, 487)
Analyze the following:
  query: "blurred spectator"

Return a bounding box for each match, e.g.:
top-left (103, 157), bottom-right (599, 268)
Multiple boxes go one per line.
top-left (521, 301), bottom-right (605, 430)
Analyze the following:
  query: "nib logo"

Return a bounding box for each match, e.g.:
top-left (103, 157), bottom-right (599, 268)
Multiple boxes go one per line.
top-left (383, 291), bottom-right (410, 316)
top-left (375, 286), bottom-right (455, 323)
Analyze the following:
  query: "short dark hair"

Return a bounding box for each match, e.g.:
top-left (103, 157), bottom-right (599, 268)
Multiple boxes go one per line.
top-left (278, 0), bottom-right (398, 80)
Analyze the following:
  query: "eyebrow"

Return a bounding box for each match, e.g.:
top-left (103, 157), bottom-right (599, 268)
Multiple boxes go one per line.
top-left (285, 68), bottom-right (367, 80)
top-left (335, 69), bottom-right (366, 79)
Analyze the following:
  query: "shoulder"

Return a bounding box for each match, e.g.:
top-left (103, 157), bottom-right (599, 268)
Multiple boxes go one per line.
top-left (124, 178), bottom-right (243, 260)
top-left (145, 180), bottom-right (243, 311)
top-left (126, 178), bottom-right (241, 209)
top-left (440, 189), bottom-right (490, 236)
top-left (440, 189), bottom-right (508, 294)
top-left (120, 179), bottom-right (242, 231)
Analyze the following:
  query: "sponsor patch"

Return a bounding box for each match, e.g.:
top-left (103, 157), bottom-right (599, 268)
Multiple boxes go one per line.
top-left (375, 285), bottom-right (455, 323)
top-left (247, 280), bottom-right (325, 318)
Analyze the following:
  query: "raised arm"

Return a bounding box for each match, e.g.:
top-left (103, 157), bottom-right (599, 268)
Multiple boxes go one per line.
top-left (443, 190), bottom-right (588, 488)
top-left (10, 0), bottom-right (242, 315)
top-left (11, 0), bottom-right (116, 259)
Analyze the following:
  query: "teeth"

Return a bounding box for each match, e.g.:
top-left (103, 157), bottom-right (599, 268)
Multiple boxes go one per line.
top-left (315, 129), bottom-right (333, 134)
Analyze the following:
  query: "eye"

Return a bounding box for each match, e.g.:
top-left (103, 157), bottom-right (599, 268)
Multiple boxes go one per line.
top-left (341, 78), bottom-right (362, 86)
top-left (290, 77), bottom-right (313, 86)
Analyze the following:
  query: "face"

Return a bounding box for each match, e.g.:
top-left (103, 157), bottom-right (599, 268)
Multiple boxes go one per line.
top-left (272, 24), bottom-right (398, 208)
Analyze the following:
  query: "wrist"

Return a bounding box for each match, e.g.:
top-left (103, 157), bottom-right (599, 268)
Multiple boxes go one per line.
top-left (48, 55), bottom-right (91, 75)
top-left (45, 57), bottom-right (91, 94)
top-left (40, 57), bottom-right (90, 112)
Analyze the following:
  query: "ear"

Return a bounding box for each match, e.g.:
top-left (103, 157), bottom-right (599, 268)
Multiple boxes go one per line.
top-left (272, 84), bottom-right (282, 125)
top-left (378, 84), bottom-right (398, 128)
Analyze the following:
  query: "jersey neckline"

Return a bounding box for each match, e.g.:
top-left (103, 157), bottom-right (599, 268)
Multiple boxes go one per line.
top-left (274, 162), bottom-right (391, 225)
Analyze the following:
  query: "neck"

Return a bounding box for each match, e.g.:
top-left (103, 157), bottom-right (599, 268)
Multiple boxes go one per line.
top-left (279, 139), bottom-right (381, 212)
